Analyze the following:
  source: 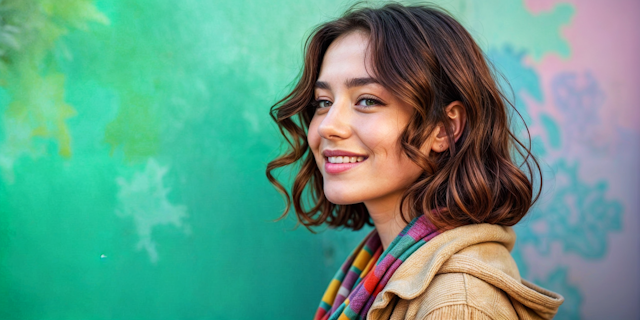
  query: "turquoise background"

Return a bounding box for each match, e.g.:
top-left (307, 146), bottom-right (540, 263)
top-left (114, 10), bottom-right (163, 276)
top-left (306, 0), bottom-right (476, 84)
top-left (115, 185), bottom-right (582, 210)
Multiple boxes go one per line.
top-left (0, 0), bottom-right (638, 319)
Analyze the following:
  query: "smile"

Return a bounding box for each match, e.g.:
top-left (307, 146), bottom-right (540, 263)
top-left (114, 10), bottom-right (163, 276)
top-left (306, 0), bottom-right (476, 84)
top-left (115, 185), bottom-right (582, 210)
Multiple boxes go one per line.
top-left (321, 150), bottom-right (369, 174)
top-left (327, 156), bottom-right (365, 164)
top-left (324, 157), bottom-right (367, 174)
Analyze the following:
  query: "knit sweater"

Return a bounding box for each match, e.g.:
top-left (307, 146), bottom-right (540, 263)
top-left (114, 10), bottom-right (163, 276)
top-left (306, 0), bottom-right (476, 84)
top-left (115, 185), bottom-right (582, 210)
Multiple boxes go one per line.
top-left (366, 223), bottom-right (564, 319)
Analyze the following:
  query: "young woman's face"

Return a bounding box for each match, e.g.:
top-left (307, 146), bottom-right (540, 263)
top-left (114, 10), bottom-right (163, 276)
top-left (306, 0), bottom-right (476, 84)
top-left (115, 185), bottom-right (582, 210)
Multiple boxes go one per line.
top-left (308, 31), bottom-right (426, 208)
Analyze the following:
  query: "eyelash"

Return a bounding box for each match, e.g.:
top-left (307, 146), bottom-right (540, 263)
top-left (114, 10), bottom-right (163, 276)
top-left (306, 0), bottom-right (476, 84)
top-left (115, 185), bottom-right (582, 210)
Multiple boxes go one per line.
top-left (312, 99), bottom-right (332, 109)
top-left (312, 97), bottom-right (385, 109)
top-left (356, 97), bottom-right (384, 108)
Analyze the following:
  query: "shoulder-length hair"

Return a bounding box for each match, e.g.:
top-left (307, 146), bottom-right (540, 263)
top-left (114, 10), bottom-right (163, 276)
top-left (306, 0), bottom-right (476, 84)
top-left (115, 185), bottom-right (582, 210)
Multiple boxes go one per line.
top-left (266, 2), bottom-right (541, 231)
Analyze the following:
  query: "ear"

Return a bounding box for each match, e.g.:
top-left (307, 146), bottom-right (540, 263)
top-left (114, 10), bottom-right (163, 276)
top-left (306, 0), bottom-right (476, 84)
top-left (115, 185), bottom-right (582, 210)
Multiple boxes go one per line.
top-left (430, 101), bottom-right (467, 153)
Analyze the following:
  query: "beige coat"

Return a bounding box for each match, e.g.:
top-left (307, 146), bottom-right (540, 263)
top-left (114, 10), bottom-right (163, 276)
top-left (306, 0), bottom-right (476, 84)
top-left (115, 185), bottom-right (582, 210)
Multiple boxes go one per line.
top-left (367, 224), bottom-right (564, 319)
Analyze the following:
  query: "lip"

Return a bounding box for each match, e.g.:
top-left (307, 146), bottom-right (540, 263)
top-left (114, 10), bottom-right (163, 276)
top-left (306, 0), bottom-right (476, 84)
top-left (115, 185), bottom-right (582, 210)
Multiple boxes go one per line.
top-left (322, 149), bottom-right (368, 158)
top-left (322, 149), bottom-right (368, 174)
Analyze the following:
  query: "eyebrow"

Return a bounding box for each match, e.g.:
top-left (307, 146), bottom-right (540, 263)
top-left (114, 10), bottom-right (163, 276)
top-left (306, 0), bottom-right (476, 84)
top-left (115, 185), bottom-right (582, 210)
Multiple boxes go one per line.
top-left (315, 77), bottom-right (380, 90)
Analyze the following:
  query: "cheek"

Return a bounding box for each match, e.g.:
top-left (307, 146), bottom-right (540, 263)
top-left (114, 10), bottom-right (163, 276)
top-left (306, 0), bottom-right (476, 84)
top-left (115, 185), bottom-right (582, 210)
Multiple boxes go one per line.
top-left (307, 117), bottom-right (322, 160)
top-left (360, 116), bottom-right (421, 179)
top-left (307, 117), bottom-right (319, 147)
top-left (357, 117), bottom-right (402, 157)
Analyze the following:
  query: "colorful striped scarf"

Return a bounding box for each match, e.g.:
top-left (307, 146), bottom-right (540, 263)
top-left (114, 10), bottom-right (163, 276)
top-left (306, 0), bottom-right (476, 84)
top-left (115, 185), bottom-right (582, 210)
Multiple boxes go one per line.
top-left (314, 215), bottom-right (440, 320)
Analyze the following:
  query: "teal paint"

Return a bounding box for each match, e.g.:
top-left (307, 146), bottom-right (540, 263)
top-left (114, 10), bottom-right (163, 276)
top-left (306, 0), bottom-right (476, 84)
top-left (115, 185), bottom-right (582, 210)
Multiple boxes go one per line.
top-left (0, 1), bottom-right (635, 319)
top-left (487, 45), bottom-right (541, 131)
top-left (0, 0), bottom-right (353, 318)
top-left (410, 0), bottom-right (575, 59)
top-left (115, 158), bottom-right (189, 264)
top-left (540, 113), bottom-right (562, 149)
top-left (538, 267), bottom-right (582, 320)
top-left (0, 0), bottom-right (109, 183)
top-left (517, 160), bottom-right (623, 259)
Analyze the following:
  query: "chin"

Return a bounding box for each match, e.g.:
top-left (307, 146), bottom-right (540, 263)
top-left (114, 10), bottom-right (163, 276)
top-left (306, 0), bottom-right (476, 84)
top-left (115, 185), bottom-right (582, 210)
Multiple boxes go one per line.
top-left (323, 189), bottom-right (362, 205)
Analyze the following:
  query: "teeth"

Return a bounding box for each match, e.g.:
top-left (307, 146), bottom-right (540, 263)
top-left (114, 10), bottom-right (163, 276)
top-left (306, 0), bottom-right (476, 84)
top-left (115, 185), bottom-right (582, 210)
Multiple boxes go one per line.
top-left (327, 156), bottom-right (366, 164)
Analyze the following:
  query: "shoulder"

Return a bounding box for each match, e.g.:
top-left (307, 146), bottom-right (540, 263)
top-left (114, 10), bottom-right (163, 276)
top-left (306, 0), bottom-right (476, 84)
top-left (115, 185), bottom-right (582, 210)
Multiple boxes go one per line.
top-left (368, 224), bottom-right (563, 320)
top-left (410, 270), bottom-right (518, 319)
top-left (368, 224), bottom-right (517, 319)
top-left (403, 242), bottom-right (519, 320)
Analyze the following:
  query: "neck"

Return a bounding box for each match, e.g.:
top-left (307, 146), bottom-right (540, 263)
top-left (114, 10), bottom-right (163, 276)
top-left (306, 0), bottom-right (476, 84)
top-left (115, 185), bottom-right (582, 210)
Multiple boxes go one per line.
top-left (365, 192), bottom-right (409, 250)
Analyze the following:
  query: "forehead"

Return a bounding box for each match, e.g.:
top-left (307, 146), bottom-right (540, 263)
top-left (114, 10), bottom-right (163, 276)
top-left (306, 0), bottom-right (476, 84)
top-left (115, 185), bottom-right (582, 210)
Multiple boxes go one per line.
top-left (317, 31), bottom-right (374, 81)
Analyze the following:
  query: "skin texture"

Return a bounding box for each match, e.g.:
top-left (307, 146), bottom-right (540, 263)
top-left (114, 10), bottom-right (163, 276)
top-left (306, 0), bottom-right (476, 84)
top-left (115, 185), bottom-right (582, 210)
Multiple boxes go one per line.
top-left (308, 31), bottom-right (466, 249)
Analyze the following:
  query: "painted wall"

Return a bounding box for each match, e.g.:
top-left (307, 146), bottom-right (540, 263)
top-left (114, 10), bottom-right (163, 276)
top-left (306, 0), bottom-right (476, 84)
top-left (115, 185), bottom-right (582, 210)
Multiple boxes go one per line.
top-left (0, 0), bottom-right (637, 319)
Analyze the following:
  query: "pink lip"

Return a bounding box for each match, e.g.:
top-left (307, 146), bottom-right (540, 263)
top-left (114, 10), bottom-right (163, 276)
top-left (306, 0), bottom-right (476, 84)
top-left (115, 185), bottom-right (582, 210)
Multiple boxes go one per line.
top-left (325, 161), bottom-right (364, 174)
top-left (322, 149), bottom-right (368, 174)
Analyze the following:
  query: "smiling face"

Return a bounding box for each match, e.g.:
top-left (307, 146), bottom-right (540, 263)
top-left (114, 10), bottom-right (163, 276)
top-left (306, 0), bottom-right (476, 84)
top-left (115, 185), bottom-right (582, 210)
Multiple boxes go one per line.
top-left (308, 31), bottom-right (429, 210)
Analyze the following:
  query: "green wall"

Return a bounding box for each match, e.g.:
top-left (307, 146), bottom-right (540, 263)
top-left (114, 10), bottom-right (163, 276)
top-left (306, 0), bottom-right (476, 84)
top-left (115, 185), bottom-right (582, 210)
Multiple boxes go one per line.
top-left (1, 0), bottom-right (638, 319)
top-left (0, 0), bottom-right (370, 319)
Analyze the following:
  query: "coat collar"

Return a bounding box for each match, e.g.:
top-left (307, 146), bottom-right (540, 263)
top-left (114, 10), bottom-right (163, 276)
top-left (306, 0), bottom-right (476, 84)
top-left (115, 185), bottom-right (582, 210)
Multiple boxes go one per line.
top-left (367, 223), bottom-right (517, 317)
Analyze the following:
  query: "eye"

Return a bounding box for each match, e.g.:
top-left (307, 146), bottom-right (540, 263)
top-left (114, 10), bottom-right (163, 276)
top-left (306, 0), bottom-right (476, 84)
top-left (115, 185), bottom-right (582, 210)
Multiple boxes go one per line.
top-left (356, 97), bottom-right (384, 109)
top-left (314, 99), bottom-right (333, 109)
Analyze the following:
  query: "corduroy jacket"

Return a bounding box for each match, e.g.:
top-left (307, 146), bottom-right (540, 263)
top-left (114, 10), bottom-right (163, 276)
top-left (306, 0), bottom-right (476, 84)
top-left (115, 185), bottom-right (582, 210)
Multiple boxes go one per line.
top-left (367, 224), bottom-right (564, 319)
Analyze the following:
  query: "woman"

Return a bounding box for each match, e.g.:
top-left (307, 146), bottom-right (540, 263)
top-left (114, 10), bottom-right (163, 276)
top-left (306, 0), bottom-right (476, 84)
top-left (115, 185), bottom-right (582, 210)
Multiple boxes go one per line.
top-left (267, 3), bottom-right (564, 319)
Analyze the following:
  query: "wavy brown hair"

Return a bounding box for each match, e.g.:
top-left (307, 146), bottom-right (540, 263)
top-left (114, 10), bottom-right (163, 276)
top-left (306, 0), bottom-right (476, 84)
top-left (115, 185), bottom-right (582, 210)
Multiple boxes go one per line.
top-left (266, 2), bottom-right (542, 231)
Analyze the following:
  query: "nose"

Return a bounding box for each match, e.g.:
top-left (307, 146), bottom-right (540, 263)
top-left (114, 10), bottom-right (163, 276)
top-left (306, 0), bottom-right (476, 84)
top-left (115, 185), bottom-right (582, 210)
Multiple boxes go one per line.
top-left (317, 98), bottom-right (352, 140)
